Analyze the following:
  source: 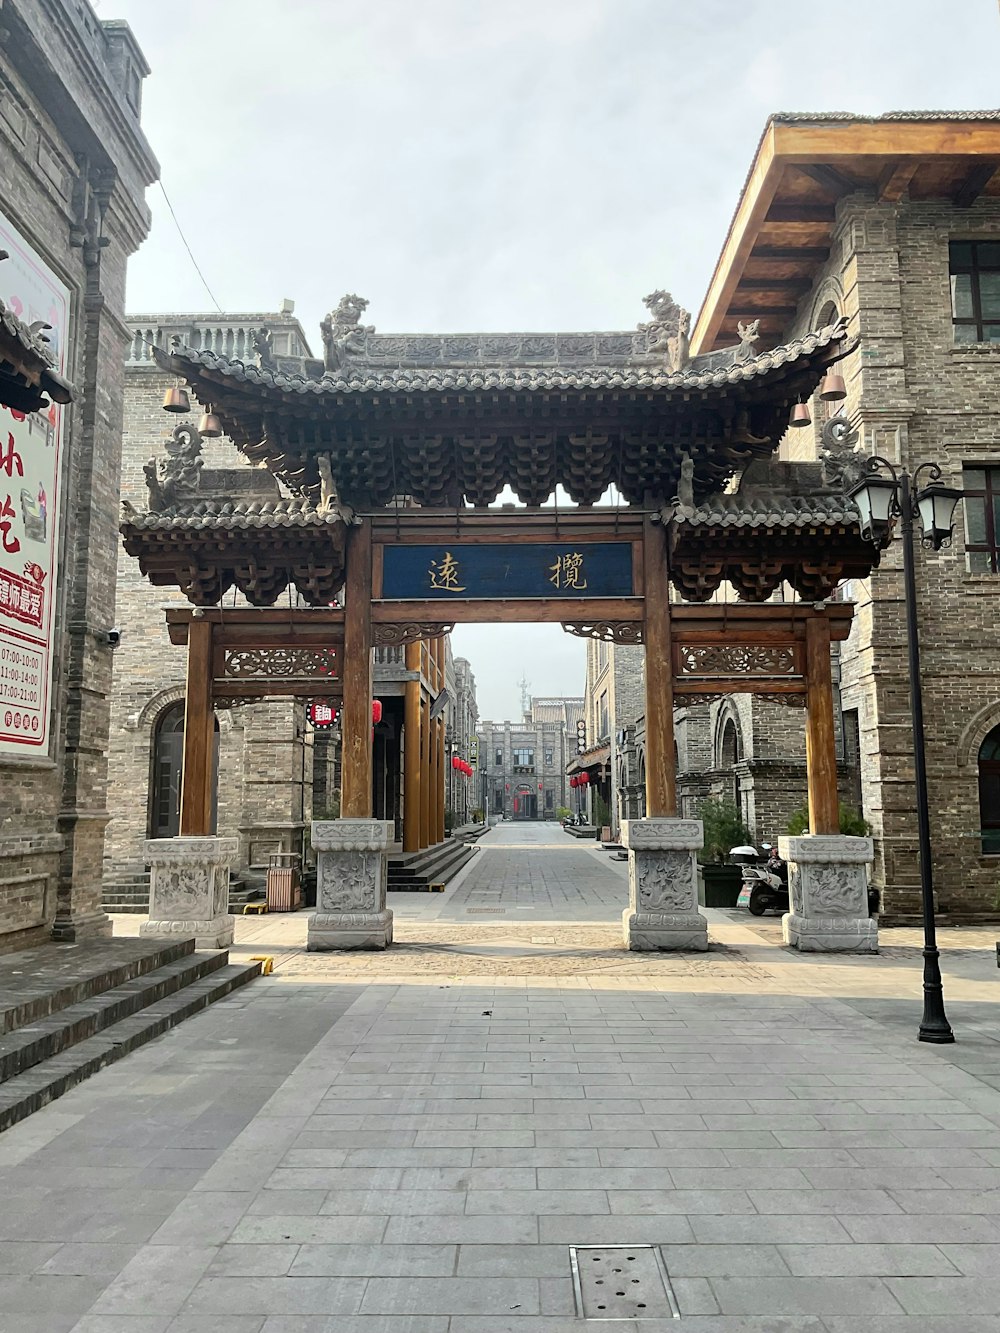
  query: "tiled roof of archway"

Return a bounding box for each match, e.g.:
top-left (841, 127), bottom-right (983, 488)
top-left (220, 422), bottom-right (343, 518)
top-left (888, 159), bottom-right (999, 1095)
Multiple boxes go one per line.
top-left (155, 320), bottom-right (846, 398)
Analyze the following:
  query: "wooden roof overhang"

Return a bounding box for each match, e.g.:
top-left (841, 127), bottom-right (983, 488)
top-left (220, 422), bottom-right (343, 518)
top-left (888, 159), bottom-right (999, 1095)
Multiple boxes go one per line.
top-left (0, 296), bottom-right (74, 414)
top-left (152, 324), bottom-right (850, 510)
top-left (119, 499), bottom-right (349, 607)
top-left (692, 113), bottom-right (1000, 354)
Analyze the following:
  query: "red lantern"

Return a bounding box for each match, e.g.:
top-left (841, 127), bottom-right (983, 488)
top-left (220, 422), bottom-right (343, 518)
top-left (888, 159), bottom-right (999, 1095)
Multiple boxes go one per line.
top-left (372, 699), bottom-right (383, 724)
top-left (452, 755), bottom-right (460, 769)
top-left (580, 771), bottom-right (590, 785)
top-left (570, 776), bottom-right (578, 788)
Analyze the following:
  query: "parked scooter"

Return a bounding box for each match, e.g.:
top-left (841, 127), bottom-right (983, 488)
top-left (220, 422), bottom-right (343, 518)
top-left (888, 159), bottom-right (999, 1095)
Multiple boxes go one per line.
top-left (731, 843), bottom-right (788, 916)
top-left (731, 842), bottom-right (881, 917)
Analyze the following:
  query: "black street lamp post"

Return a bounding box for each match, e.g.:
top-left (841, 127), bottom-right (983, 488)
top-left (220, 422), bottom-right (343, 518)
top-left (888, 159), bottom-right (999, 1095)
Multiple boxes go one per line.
top-left (848, 457), bottom-right (963, 1044)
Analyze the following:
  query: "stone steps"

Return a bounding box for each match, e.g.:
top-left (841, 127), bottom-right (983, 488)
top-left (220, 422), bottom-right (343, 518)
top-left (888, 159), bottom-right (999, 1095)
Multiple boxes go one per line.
top-left (388, 839), bottom-right (476, 892)
top-left (0, 939), bottom-right (260, 1134)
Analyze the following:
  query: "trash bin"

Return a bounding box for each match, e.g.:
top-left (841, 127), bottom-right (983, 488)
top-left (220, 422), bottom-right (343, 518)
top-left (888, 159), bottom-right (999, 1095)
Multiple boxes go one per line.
top-left (266, 852), bottom-right (301, 912)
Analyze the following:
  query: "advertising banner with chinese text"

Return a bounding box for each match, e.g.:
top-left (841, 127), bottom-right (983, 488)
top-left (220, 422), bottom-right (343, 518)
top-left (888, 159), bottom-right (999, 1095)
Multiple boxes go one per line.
top-left (0, 209), bottom-right (68, 756)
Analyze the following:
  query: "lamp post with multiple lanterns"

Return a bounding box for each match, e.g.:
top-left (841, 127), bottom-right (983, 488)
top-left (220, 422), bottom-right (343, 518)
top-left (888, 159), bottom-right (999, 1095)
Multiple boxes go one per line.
top-left (847, 457), bottom-right (964, 1044)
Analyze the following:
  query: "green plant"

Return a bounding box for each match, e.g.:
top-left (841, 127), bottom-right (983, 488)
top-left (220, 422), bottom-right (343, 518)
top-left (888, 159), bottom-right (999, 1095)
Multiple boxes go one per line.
top-left (555, 806), bottom-right (571, 822)
top-left (786, 804), bottom-right (871, 837)
top-left (444, 809), bottom-right (456, 834)
top-left (471, 806), bottom-right (484, 824)
top-left (697, 799), bottom-right (750, 864)
top-left (592, 790), bottom-right (611, 829)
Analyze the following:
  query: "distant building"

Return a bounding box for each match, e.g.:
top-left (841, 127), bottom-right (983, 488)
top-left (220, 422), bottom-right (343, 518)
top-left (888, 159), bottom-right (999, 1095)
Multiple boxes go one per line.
top-left (477, 697), bottom-right (583, 820)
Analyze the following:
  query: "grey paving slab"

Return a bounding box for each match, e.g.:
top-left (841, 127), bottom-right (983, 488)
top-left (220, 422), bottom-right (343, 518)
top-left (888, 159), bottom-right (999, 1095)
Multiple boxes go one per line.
top-left (360, 1276), bottom-right (540, 1316)
top-left (709, 1275), bottom-right (904, 1315)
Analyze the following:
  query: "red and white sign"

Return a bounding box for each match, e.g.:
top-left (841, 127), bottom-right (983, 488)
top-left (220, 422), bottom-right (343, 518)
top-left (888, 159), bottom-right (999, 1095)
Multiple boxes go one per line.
top-left (0, 209), bottom-right (67, 755)
top-left (307, 700), bottom-right (339, 729)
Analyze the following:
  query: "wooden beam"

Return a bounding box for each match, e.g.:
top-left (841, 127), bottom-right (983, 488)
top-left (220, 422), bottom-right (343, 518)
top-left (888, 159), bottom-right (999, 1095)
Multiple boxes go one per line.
top-left (642, 520), bottom-right (677, 818)
top-left (876, 158), bottom-right (919, 202)
top-left (179, 617), bottom-right (215, 836)
top-left (793, 163), bottom-right (861, 195)
top-left (736, 278), bottom-right (812, 291)
top-left (403, 641), bottom-right (421, 853)
top-left (340, 520), bottom-right (373, 819)
top-left (764, 203), bottom-right (837, 223)
top-left (727, 304), bottom-right (799, 317)
top-left (752, 245), bottom-right (831, 262)
top-left (372, 597), bottom-right (645, 624)
top-left (804, 616), bottom-right (839, 835)
top-left (953, 162), bottom-right (1000, 208)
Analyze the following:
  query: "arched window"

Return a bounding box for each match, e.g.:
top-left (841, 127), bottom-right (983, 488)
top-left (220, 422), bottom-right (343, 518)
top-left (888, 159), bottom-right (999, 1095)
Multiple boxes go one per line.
top-left (978, 724), bottom-right (1000, 853)
top-left (149, 702), bottom-right (220, 838)
top-left (720, 718), bottom-right (742, 810)
top-left (720, 718), bottom-right (741, 768)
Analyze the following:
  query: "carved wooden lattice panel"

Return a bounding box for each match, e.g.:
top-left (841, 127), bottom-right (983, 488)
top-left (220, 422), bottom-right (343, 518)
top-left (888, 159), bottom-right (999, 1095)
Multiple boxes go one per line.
top-left (373, 622), bottom-right (455, 646)
top-left (677, 644), bottom-right (798, 677)
top-left (562, 622), bottom-right (644, 645)
top-left (223, 648), bottom-right (340, 678)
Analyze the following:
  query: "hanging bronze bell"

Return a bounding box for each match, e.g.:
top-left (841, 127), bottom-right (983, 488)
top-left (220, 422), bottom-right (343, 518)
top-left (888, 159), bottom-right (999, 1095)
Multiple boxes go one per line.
top-left (789, 402), bottom-right (812, 428)
top-left (162, 385), bottom-right (190, 413)
top-left (819, 371), bottom-right (847, 401)
top-left (198, 411), bottom-right (222, 437)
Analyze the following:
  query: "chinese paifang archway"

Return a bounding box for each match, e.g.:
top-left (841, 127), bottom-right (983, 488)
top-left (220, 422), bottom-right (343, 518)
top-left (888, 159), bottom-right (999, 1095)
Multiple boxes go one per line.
top-left (122, 293), bottom-right (881, 954)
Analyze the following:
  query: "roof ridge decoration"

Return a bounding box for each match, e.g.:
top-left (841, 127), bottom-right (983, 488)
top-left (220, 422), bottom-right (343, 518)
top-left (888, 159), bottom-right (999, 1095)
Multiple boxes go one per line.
top-left (321, 294), bottom-right (374, 373)
top-left (153, 315), bottom-right (847, 396)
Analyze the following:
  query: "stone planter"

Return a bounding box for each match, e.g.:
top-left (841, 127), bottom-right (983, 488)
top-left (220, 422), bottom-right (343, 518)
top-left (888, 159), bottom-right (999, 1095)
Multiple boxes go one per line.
top-left (698, 863), bottom-right (743, 909)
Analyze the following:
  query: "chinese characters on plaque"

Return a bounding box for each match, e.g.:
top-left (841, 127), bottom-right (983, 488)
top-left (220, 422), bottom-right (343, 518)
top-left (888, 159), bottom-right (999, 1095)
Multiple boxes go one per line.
top-left (382, 542), bottom-right (633, 600)
top-left (0, 208), bottom-right (67, 754)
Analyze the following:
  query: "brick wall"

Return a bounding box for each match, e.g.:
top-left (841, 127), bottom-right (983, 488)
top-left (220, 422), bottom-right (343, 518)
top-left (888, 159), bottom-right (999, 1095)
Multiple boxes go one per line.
top-left (0, 3), bottom-right (156, 948)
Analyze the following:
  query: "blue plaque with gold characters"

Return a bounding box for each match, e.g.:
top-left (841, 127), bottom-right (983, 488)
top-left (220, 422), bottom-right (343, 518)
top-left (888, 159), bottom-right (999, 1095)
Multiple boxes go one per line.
top-left (381, 543), bottom-right (633, 600)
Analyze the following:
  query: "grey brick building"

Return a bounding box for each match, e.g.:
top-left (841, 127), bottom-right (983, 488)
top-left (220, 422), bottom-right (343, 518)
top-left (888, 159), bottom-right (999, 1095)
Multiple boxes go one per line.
top-left (0, 2), bottom-right (156, 948)
top-left (687, 111), bottom-right (1000, 918)
top-left (478, 697), bottom-right (582, 821)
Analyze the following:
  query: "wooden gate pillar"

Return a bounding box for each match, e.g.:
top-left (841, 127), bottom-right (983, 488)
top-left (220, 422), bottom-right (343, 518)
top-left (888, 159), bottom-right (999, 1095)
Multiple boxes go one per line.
top-left (419, 688), bottom-right (432, 850)
top-left (340, 519), bottom-right (374, 819)
top-left (179, 615), bottom-right (215, 836)
top-left (642, 519), bottom-right (678, 818)
top-left (804, 615), bottom-right (840, 835)
top-left (403, 641), bottom-right (422, 853)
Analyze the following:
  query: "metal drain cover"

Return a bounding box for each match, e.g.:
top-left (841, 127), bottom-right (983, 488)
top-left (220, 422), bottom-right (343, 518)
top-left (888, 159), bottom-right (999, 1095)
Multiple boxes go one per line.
top-left (569, 1246), bottom-right (679, 1320)
top-left (465, 907), bottom-right (506, 914)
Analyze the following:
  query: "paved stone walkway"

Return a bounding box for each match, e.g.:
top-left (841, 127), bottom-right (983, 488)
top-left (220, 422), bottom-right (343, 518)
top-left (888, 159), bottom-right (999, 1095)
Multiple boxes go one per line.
top-left (5, 822), bottom-right (1000, 1329)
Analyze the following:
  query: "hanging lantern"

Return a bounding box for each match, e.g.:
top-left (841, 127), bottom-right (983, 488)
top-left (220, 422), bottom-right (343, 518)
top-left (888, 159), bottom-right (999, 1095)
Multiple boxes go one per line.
top-left (372, 699), bottom-right (383, 724)
top-left (452, 755), bottom-right (460, 770)
top-left (580, 772), bottom-right (590, 785)
top-left (819, 370), bottom-right (847, 402)
top-left (198, 410), bottom-right (223, 437)
top-left (162, 384), bottom-right (190, 413)
top-left (789, 401), bottom-right (811, 428)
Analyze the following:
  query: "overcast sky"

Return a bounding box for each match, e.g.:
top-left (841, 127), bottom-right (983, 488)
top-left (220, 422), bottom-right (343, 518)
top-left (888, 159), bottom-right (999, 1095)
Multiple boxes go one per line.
top-left (109, 0), bottom-right (999, 721)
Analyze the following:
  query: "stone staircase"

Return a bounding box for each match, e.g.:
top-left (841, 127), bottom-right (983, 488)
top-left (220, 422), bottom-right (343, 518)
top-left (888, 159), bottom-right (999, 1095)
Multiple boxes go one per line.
top-left (388, 838), bottom-right (478, 892)
top-left (102, 865), bottom-right (261, 915)
top-left (0, 937), bottom-right (260, 1134)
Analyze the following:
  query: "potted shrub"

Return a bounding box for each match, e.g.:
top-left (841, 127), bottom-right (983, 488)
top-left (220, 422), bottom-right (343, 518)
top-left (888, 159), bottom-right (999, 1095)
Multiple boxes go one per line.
top-left (697, 799), bottom-right (750, 908)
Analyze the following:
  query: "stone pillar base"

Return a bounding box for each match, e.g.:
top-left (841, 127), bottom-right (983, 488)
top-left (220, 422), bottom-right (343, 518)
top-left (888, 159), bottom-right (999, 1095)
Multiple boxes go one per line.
top-left (51, 909), bottom-right (113, 943)
top-left (308, 819), bottom-right (393, 952)
top-left (140, 836), bottom-right (238, 950)
top-left (778, 834), bottom-right (878, 954)
top-left (621, 818), bottom-right (708, 952)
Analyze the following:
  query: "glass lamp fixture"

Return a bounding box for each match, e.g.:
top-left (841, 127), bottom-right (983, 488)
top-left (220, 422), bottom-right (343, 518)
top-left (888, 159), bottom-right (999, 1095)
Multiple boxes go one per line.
top-left (847, 470), bottom-right (898, 548)
top-left (914, 482), bottom-right (962, 550)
